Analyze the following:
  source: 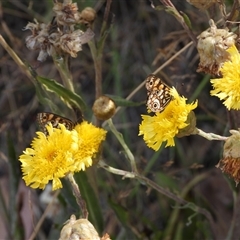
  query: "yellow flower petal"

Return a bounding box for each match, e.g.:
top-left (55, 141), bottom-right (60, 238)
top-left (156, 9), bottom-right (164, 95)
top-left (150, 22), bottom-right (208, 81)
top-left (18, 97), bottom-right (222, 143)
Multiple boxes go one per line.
top-left (139, 88), bottom-right (197, 151)
top-left (73, 121), bottom-right (107, 171)
top-left (211, 45), bottom-right (240, 110)
top-left (19, 123), bottom-right (79, 190)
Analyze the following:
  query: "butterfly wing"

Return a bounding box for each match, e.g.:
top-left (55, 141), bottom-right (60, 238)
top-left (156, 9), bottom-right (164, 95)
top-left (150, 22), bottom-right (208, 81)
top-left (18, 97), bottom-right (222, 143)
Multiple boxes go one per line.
top-left (145, 74), bottom-right (172, 113)
top-left (37, 112), bottom-right (75, 135)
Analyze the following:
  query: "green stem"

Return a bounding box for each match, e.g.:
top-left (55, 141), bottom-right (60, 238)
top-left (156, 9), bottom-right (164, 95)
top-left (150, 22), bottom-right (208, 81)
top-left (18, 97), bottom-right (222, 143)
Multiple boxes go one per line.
top-left (158, 0), bottom-right (197, 45)
top-left (0, 35), bottom-right (35, 83)
top-left (98, 159), bottom-right (216, 236)
top-left (88, 40), bottom-right (102, 99)
top-left (53, 54), bottom-right (74, 93)
top-left (163, 172), bottom-right (211, 239)
top-left (88, 0), bottom-right (112, 101)
top-left (107, 119), bottom-right (138, 173)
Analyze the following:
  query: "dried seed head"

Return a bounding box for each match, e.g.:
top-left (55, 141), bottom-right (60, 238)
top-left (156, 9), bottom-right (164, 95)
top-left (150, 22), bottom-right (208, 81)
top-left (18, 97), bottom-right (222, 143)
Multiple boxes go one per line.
top-left (216, 129), bottom-right (240, 186)
top-left (59, 215), bottom-right (100, 240)
top-left (24, 20), bottom-right (57, 62)
top-left (197, 19), bottom-right (237, 75)
top-left (92, 96), bottom-right (116, 120)
top-left (80, 7), bottom-right (96, 26)
top-left (58, 30), bottom-right (82, 57)
top-left (24, 18), bottom-right (94, 60)
top-left (53, 0), bottom-right (80, 26)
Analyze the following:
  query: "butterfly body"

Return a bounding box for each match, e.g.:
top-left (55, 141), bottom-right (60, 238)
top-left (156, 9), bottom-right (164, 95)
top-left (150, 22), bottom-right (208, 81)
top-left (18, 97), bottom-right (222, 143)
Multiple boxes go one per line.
top-left (145, 74), bottom-right (172, 113)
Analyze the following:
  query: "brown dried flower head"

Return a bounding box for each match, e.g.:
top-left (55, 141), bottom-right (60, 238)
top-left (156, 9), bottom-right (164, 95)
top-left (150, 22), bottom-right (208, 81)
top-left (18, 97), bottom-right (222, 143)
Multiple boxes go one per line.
top-left (92, 96), bottom-right (116, 120)
top-left (58, 28), bottom-right (94, 58)
top-left (197, 19), bottom-right (237, 75)
top-left (216, 129), bottom-right (240, 186)
top-left (24, 20), bottom-right (94, 61)
top-left (53, 0), bottom-right (80, 26)
top-left (24, 20), bottom-right (59, 62)
top-left (59, 215), bottom-right (100, 240)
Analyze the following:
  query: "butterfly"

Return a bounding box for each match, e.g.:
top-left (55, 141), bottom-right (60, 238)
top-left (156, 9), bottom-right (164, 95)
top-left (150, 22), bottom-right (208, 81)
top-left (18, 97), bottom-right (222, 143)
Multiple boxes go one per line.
top-left (145, 74), bottom-right (172, 113)
top-left (37, 112), bottom-right (77, 135)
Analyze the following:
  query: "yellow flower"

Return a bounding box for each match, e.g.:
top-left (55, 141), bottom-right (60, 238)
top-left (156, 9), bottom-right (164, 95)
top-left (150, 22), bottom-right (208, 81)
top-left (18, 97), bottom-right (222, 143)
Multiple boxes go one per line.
top-left (139, 88), bottom-right (197, 151)
top-left (211, 45), bottom-right (240, 110)
top-left (73, 121), bottom-right (107, 170)
top-left (19, 124), bottom-right (78, 190)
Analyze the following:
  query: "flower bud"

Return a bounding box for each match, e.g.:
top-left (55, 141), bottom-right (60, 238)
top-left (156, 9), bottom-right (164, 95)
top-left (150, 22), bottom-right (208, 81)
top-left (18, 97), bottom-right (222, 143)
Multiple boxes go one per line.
top-left (92, 96), bottom-right (116, 120)
top-left (176, 111), bottom-right (196, 138)
top-left (80, 7), bottom-right (96, 25)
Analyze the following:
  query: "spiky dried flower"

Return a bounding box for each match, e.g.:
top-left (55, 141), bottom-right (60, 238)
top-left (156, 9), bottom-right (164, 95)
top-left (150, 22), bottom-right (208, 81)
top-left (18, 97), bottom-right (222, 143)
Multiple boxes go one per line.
top-left (57, 28), bottom-right (94, 57)
top-left (216, 129), bottom-right (240, 186)
top-left (53, 0), bottom-right (80, 26)
top-left (24, 20), bottom-right (60, 61)
top-left (59, 215), bottom-right (100, 240)
top-left (197, 19), bottom-right (237, 75)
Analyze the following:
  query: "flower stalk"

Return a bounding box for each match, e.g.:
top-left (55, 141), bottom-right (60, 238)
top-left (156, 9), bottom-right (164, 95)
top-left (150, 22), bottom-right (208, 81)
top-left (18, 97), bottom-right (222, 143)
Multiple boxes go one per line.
top-left (107, 119), bottom-right (138, 173)
top-left (67, 172), bottom-right (88, 218)
top-left (53, 54), bottom-right (74, 92)
top-left (193, 128), bottom-right (228, 141)
top-left (0, 35), bottom-right (35, 83)
top-left (98, 159), bottom-right (216, 236)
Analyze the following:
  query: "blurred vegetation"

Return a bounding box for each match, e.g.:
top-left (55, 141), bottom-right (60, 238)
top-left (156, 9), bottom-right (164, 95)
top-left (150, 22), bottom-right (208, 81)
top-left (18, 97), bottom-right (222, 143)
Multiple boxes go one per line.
top-left (0, 0), bottom-right (239, 239)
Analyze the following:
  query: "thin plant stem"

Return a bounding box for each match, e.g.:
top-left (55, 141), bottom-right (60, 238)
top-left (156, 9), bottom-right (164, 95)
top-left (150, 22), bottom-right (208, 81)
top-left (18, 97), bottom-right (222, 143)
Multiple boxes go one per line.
top-left (157, 0), bottom-right (197, 45)
top-left (193, 128), bottom-right (228, 141)
top-left (67, 173), bottom-right (88, 219)
top-left (98, 159), bottom-right (216, 236)
top-left (98, 160), bottom-right (136, 178)
top-left (226, 0), bottom-right (240, 25)
top-left (163, 172), bottom-right (213, 239)
top-left (53, 55), bottom-right (74, 92)
top-left (29, 190), bottom-right (60, 240)
top-left (107, 119), bottom-right (138, 173)
top-left (0, 35), bottom-right (35, 83)
top-left (89, 0), bottom-right (112, 102)
top-left (88, 40), bottom-right (102, 99)
top-left (105, 41), bottom-right (193, 122)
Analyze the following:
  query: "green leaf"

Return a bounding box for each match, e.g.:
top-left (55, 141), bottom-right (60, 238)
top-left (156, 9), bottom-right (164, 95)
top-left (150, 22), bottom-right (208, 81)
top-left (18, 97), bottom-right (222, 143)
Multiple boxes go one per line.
top-left (155, 172), bottom-right (179, 190)
top-left (181, 12), bottom-right (192, 29)
top-left (60, 171), bottom-right (104, 234)
top-left (108, 198), bottom-right (136, 239)
top-left (24, 62), bottom-right (59, 110)
top-left (105, 94), bottom-right (144, 107)
top-left (189, 74), bottom-right (210, 103)
top-left (60, 179), bottom-right (79, 210)
top-left (108, 199), bottom-right (129, 225)
top-left (34, 82), bottom-right (59, 111)
top-left (37, 76), bottom-right (86, 111)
